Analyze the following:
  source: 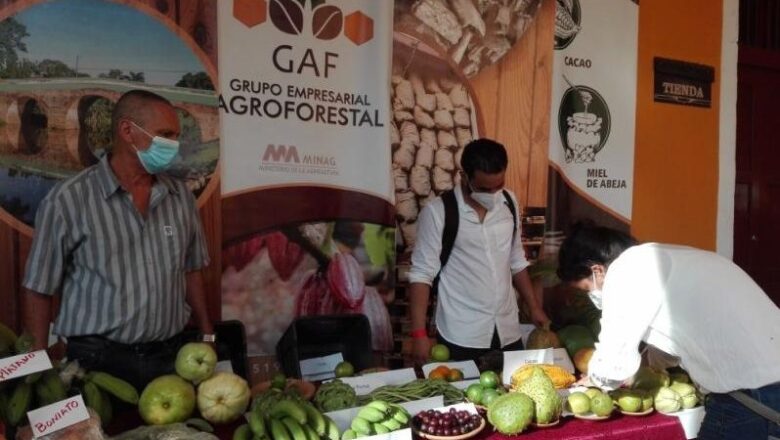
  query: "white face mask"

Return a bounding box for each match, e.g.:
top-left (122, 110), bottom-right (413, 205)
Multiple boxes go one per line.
top-left (588, 272), bottom-right (603, 310)
top-left (471, 191), bottom-right (501, 211)
top-left (466, 176), bottom-right (502, 211)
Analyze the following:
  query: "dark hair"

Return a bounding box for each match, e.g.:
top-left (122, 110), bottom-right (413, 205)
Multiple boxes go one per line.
top-left (112, 89), bottom-right (172, 135)
top-left (557, 223), bottom-right (638, 282)
top-left (460, 138), bottom-right (508, 178)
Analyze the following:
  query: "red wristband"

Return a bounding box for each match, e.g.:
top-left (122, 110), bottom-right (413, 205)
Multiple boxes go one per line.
top-left (410, 328), bottom-right (428, 339)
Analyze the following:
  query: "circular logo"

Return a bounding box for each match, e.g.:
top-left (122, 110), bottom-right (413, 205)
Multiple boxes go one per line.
top-left (555, 0), bottom-right (582, 50)
top-left (557, 84), bottom-right (611, 164)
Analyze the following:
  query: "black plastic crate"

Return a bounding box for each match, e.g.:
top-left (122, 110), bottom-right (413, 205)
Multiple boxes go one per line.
top-left (276, 314), bottom-right (374, 378)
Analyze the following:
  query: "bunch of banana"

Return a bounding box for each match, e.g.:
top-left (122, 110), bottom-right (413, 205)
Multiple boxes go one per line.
top-left (341, 401), bottom-right (410, 440)
top-left (234, 399), bottom-right (340, 440)
top-left (0, 329), bottom-right (68, 427)
top-left (78, 371), bottom-right (139, 427)
top-left (3, 368), bottom-right (67, 427)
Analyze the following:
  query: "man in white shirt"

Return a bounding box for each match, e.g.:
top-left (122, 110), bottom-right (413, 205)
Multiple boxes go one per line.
top-left (408, 139), bottom-right (549, 364)
top-left (557, 224), bottom-right (780, 440)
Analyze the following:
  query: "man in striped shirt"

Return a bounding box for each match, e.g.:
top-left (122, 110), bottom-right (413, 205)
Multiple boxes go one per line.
top-left (21, 90), bottom-right (214, 389)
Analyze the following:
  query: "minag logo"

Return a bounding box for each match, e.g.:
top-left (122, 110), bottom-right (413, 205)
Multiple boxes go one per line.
top-left (233, 0), bottom-right (374, 45)
top-left (263, 144), bottom-right (300, 163)
top-left (261, 144), bottom-right (339, 175)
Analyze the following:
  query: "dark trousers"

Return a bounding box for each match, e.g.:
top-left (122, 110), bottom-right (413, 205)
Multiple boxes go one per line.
top-left (698, 382), bottom-right (780, 440)
top-left (67, 333), bottom-right (193, 391)
top-left (440, 327), bottom-right (524, 371)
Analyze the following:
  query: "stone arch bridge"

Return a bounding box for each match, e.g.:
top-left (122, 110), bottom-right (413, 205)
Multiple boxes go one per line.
top-left (0, 78), bottom-right (218, 168)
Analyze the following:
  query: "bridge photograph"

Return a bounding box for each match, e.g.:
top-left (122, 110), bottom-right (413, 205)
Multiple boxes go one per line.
top-left (0, 0), bottom-right (219, 228)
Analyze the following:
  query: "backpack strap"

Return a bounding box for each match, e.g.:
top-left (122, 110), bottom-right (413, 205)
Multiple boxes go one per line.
top-left (424, 191), bottom-right (459, 336)
top-left (502, 190), bottom-right (518, 243)
top-left (439, 190), bottom-right (459, 270)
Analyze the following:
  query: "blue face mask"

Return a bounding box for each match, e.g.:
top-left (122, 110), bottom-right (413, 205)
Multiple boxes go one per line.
top-left (130, 121), bottom-right (180, 174)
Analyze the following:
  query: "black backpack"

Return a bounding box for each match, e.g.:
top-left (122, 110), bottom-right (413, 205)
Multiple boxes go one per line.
top-left (431, 190), bottom-right (518, 296)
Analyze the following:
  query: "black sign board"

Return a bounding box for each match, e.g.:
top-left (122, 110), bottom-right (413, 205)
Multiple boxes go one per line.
top-left (654, 57), bottom-right (714, 108)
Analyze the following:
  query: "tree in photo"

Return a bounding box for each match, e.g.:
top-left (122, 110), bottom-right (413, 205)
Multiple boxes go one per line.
top-left (0, 17), bottom-right (30, 77)
top-left (176, 72), bottom-right (214, 90)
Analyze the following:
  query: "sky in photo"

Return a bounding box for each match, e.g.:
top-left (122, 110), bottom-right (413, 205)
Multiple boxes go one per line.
top-left (12, 0), bottom-right (206, 85)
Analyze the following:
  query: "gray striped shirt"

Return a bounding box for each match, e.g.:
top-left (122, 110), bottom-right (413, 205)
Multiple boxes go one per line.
top-left (23, 156), bottom-right (210, 343)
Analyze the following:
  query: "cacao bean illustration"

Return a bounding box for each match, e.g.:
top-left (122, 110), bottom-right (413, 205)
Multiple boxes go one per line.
top-left (266, 231), bottom-right (305, 281)
top-left (312, 4), bottom-right (343, 40)
top-left (361, 286), bottom-right (394, 351)
top-left (295, 272), bottom-right (329, 317)
top-left (223, 235), bottom-right (265, 271)
top-left (327, 252), bottom-right (366, 309)
top-left (270, 0), bottom-right (304, 35)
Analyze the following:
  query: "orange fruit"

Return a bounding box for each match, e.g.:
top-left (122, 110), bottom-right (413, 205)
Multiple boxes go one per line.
top-left (429, 370), bottom-right (447, 381)
top-left (447, 368), bottom-right (464, 382)
top-left (434, 365), bottom-right (451, 375)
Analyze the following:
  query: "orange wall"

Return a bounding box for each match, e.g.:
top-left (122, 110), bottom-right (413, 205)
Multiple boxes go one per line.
top-left (632, 0), bottom-right (723, 250)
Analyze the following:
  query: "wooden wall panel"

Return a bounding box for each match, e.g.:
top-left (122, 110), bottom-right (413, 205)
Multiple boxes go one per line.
top-left (470, 0), bottom-right (554, 209)
top-left (0, 226), bottom-right (18, 330)
top-left (528, 0), bottom-right (555, 207)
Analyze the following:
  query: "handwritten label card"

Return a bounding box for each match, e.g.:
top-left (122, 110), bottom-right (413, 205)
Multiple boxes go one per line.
top-left (27, 395), bottom-right (90, 438)
top-left (0, 350), bottom-right (53, 382)
top-left (339, 375), bottom-right (385, 396)
top-left (363, 368), bottom-right (417, 386)
top-left (340, 368), bottom-right (417, 395)
top-left (300, 353), bottom-right (343, 382)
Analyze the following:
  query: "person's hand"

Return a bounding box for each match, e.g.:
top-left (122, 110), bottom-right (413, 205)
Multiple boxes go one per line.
top-left (530, 307), bottom-right (551, 329)
top-left (412, 337), bottom-right (431, 366)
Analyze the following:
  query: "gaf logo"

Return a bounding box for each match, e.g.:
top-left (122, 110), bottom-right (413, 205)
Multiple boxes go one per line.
top-left (233, 0), bottom-right (374, 45)
top-left (262, 144), bottom-right (300, 163)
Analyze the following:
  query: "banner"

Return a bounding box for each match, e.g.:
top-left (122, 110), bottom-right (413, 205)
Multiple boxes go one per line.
top-left (218, 0), bottom-right (396, 361)
top-left (548, 0), bottom-right (638, 227)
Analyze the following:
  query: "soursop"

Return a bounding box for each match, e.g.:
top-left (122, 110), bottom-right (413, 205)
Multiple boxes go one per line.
top-left (514, 367), bottom-right (562, 424)
top-left (487, 392), bottom-right (534, 435)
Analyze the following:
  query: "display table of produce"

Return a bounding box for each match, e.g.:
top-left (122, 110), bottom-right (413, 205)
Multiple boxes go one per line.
top-left (99, 400), bottom-right (688, 440)
top-left (473, 412), bottom-right (687, 440)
